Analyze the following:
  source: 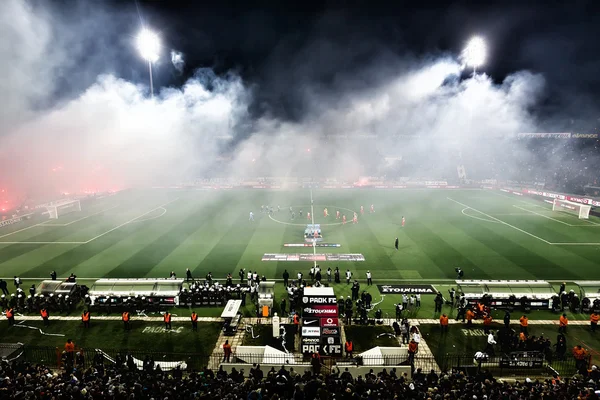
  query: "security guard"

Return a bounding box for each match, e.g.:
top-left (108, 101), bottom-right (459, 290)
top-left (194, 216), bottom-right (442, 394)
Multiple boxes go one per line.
top-left (191, 311), bottom-right (198, 331)
top-left (483, 314), bottom-right (493, 334)
top-left (293, 312), bottom-right (300, 335)
top-left (439, 314), bottom-right (449, 333)
top-left (164, 311), bottom-right (172, 330)
top-left (591, 312), bottom-right (599, 332)
top-left (40, 308), bottom-right (49, 327)
top-left (6, 307), bottom-right (14, 326)
top-left (122, 311), bottom-right (131, 330)
top-left (82, 309), bottom-right (90, 328)
top-left (519, 315), bottom-right (528, 335)
top-left (344, 340), bottom-right (354, 358)
top-left (559, 313), bottom-right (568, 334)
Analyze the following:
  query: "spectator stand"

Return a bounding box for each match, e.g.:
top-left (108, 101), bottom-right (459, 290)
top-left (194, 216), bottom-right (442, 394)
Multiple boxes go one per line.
top-left (457, 280), bottom-right (555, 310)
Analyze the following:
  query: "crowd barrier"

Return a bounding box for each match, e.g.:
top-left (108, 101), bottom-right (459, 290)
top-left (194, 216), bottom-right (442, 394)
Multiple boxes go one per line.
top-left (0, 343), bottom-right (587, 378)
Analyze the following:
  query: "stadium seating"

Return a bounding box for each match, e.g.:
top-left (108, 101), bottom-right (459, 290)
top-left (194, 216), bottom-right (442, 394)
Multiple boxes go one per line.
top-left (2, 357), bottom-right (599, 399)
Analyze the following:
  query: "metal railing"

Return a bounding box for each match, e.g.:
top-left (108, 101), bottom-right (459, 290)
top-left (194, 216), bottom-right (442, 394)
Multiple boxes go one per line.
top-left (1, 344), bottom-right (589, 378)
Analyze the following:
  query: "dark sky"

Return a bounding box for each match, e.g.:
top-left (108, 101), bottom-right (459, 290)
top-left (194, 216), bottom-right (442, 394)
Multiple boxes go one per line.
top-left (127, 0), bottom-right (600, 124)
top-left (48, 0), bottom-right (600, 126)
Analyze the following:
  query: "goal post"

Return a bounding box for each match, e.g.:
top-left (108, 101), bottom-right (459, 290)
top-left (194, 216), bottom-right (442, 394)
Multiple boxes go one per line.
top-left (552, 198), bottom-right (591, 219)
top-left (45, 199), bottom-right (81, 219)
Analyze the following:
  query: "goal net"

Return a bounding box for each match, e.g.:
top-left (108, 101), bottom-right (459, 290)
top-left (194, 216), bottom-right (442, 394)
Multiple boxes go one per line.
top-left (46, 200), bottom-right (81, 219)
top-left (552, 198), bottom-right (591, 219)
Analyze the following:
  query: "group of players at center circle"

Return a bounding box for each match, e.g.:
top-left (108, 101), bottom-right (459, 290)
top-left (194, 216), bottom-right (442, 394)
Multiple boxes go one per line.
top-left (250, 204), bottom-right (405, 227)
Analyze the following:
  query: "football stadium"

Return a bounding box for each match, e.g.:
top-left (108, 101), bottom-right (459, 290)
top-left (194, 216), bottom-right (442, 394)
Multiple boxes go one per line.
top-left (2, 1), bottom-right (600, 398)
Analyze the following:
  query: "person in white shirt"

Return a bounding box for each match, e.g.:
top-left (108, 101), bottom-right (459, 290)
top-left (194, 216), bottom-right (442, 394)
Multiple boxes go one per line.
top-left (415, 294), bottom-right (421, 307)
top-left (486, 331), bottom-right (497, 356)
top-left (345, 270), bottom-right (352, 284)
top-left (412, 331), bottom-right (421, 344)
top-left (366, 271), bottom-right (372, 286)
top-left (247, 271), bottom-right (252, 282)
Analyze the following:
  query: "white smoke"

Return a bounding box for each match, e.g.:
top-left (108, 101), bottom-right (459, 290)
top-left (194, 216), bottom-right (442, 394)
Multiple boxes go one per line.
top-left (0, 0), bottom-right (556, 198)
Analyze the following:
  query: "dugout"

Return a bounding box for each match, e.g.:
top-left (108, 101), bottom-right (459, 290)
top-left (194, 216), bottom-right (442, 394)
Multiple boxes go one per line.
top-left (37, 280), bottom-right (78, 296)
top-left (574, 281), bottom-right (600, 313)
top-left (457, 280), bottom-right (555, 310)
top-left (575, 281), bottom-right (600, 300)
top-left (88, 278), bottom-right (183, 306)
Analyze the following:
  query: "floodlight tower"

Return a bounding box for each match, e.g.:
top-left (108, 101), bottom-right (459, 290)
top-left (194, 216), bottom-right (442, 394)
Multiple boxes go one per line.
top-left (462, 36), bottom-right (486, 76)
top-left (136, 28), bottom-right (160, 97)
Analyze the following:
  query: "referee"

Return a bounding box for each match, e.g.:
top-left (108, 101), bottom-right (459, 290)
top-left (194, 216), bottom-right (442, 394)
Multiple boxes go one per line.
top-left (395, 238), bottom-right (399, 250)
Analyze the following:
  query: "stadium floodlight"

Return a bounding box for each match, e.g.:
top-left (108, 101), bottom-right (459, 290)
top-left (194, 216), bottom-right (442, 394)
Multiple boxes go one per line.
top-left (136, 28), bottom-right (160, 97)
top-left (462, 36), bottom-right (486, 74)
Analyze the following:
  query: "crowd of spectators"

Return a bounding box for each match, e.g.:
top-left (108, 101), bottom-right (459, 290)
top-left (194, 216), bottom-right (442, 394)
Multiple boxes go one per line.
top-left (3, 357), bottom-right (600, 399)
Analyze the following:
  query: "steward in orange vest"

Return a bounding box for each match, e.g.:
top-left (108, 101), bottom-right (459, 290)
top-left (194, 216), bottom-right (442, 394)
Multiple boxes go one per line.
top-left (440, 314), bottom-right (449, 332)
top-left (64, 339), bottom-right (75, 353)
top-left (81, 310), bottom-right (90, 328)
top-left (345, 340), bottom-right (354, 358)
top-left (122, 311), bottom-right (131, 330)
top-left (591, 313), bottom-right (599, 332)
top-left (6, 307), bottom-right (14, 326)
top-left (466, 309), bottom-right (475, 326)
top-left (408, 339), bottom-right (418, 364)
top-left (483, 314), bottom-right (492, 334)
top-left (191, 311), bottom-right (198, 331)
top-left (164, 311), bottom-right (172, 330)
top-left (519, 315), bottom-right (528, 335)
top-left (559, 314), bottom-right (568, 334)
top-left (40, 308), bottom-right (49, 327)
top-left (293, 313), bottom-right (300, 335)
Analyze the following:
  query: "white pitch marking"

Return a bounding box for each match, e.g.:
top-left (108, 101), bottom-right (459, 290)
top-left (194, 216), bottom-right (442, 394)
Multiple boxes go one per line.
top-left (461, 208), bottom-right (500, 224)
top-left (0, 241), bottom-right (86, 244)
top-left (448, 197), bottom-right (552, 244)
top-left (0, 222), bottom-right (49, 239)
top-left (83, 198), bottom-right (179, 244)
top-left (550, 242), bottom-right (600, 246)
top-left (41, 205), bottom-right (120, 226)
top-left (512, 205), bottom-right (573, 226)
top-left (131, 207), bottom-right (167, 223)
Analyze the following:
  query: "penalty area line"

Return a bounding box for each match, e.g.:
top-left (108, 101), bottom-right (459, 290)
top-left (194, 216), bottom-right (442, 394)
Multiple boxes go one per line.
top-left (83, 198), bottom-right (180, 244)
top-left (41, 205), bottom-right (120, 226)
top-left (448, 197), bottom-right (552, 245)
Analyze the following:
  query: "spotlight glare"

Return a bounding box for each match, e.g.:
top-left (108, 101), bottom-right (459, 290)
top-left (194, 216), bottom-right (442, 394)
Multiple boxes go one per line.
top-left (462, 36), bottom-right (486, 69)
top-left (137, 28), bottom-right (160, 63)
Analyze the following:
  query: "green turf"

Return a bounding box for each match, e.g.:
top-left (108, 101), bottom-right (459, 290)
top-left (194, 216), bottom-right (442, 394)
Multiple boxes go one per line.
top-left (343, 325), bottom-right (400, 352)
top-left (3, 188), bottom-right (600, 320)
top-left (0, 320), bottom-right (221, 354)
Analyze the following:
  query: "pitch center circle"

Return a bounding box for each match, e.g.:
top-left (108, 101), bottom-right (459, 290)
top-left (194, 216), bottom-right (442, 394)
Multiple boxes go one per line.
top-left (268, 204), bottom-right (358, 226)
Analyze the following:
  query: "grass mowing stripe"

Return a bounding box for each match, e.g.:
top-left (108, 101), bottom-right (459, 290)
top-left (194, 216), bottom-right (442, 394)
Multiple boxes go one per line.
top-left (104, 195), bottom-right (234, 278)
top-left (192, 213), bottom-right (260, 278)
top-left (0, 206), bottom-right (138, 266)
top-left (20, 197), bottom-right (181, 278)
top-left (449, 218), bottom-right (540, 280)
top-left (403, 222), bottom-right (491, 279)
top-left (147, 194), bottom-right (254, 278)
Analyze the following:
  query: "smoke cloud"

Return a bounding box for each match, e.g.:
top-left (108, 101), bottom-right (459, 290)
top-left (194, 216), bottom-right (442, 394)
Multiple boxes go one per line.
top-left (0, 0), bottom-right (587, 202)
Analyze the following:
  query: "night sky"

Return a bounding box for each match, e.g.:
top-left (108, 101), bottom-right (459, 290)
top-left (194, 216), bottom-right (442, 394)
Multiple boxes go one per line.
top-left (40, 0), bottom-right (600, 127)
top-left (128, 0), bottom-right (600, 124)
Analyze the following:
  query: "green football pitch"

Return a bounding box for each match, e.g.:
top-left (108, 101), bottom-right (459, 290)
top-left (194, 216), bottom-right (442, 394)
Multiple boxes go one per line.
top-left (2, 188), bottom-right (600, 282)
